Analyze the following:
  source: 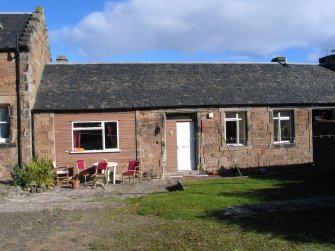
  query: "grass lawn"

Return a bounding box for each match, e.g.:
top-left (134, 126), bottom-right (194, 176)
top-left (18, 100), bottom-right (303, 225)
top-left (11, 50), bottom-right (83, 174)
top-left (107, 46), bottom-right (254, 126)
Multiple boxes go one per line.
top-left (126, 169), bottom-right (335, 250)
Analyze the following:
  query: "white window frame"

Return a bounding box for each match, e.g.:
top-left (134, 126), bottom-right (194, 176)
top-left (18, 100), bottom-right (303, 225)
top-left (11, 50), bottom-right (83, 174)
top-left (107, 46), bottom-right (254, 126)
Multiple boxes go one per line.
top-left (225, 112), bottom-right (247, 146)
top-left (71, 120), bottom-right (120, 153)
top-left (273, 111), bottom-right (294, 144)
top-left (0, 106), bottom-right (10, 143)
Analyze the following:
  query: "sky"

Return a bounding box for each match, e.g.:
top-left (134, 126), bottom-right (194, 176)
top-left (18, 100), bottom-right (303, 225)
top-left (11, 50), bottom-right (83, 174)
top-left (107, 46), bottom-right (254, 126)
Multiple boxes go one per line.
top-left (1, 0), bottom-right (335, 63)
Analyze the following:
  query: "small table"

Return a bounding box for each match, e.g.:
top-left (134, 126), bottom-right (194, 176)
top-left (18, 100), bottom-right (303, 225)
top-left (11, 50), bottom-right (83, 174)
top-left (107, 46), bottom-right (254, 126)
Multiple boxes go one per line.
top-left (93, 162), bottom-right (118, 184)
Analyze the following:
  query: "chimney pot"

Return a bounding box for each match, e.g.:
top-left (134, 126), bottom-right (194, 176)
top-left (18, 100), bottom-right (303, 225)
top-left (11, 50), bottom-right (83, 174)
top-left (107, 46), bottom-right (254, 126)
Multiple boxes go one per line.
top-left (35, 6), bottom-right (44, 14)
top-left (56, 55), bottom-right (68, 63)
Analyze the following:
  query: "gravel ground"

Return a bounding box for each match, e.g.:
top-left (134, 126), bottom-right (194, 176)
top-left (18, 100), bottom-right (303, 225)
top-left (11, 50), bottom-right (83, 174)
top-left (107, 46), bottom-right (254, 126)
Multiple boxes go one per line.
top-left (0, 179), bottom-right (173, 213)
top-left (0, 178), bottom-right (175, 250)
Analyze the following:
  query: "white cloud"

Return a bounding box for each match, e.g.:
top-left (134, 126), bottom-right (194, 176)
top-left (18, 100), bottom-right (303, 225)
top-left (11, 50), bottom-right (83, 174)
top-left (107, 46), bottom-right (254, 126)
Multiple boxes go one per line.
top-left (50, 0), bottom-right (335, 61)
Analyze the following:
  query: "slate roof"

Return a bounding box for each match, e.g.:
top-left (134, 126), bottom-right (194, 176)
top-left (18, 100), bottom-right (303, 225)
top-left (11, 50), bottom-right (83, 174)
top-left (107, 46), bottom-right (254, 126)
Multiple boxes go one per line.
top-left (33, 63), bottom-right (335, 112)
top-left (0, 13), bottom-right (32, 50)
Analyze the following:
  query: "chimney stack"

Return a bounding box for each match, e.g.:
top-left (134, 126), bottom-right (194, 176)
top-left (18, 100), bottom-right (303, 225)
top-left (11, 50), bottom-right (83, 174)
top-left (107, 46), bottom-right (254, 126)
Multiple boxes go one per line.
top-left (271, 56), bottom-right (287, 65)
top-left (56, 55), bottom-right (68, 63)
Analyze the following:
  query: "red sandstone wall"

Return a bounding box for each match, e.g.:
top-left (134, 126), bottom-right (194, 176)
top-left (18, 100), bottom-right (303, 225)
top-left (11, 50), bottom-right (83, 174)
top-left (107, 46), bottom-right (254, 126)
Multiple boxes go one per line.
top-left (0, 52), bottom-right (19, 178)
top-left (0, 9), bottom-right (51, 179)
top-left (34, 107), bottom-right (313, 178)
top-left (202, 108), bottom-right (312, 172)
top-left (21, 10), bottom-right (51, 165)
top-left (137, 110), bottom-right (164, 177)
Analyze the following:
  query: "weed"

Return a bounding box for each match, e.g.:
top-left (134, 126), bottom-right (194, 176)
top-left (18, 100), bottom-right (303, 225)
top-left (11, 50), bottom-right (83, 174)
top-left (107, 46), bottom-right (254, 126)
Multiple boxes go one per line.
top-left (71, 215), bottom-right (82, 221)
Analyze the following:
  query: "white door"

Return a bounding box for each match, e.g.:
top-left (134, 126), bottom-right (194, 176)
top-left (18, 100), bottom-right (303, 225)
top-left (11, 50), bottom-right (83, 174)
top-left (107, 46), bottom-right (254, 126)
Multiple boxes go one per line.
top-left (177, 122), bottom-right (195, 170)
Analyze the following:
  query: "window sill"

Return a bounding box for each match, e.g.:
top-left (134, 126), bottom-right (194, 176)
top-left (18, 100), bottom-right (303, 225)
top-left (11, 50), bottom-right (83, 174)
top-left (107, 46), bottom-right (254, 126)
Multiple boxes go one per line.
top-left (0, 143), bottom-right (17, 148)
top-left (227, 143), bottom-right (245, 147)
top-left (270, 143), bottom-right (296, 149)
top-left (69, 149), bottom-right (121, 154)
top-left (220, 145), bottom-right (250, 151)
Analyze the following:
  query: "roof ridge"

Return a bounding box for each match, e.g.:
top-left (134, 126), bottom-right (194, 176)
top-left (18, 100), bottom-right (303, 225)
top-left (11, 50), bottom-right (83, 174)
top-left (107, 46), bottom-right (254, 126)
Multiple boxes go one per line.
top-left (0, 12), bottom-right (33, 14)
top-left (45, 62), bottom-right (319, 66)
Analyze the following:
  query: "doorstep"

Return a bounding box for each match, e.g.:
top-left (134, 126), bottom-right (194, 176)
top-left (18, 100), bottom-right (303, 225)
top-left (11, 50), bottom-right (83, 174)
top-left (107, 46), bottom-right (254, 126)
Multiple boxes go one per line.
top-left (164, 171), bottom-right (211, 180)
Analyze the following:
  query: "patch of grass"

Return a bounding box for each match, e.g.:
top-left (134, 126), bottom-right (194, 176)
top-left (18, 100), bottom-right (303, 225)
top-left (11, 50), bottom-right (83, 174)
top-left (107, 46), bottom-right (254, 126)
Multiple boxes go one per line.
top-left (104, 210), bottom-right (334, 251)
top-left (123, 170), bottom-right (335, 250)
top-left (132, 170), bottom-right (335, 220)
top-left (89, 240), bottom-right (111, 251)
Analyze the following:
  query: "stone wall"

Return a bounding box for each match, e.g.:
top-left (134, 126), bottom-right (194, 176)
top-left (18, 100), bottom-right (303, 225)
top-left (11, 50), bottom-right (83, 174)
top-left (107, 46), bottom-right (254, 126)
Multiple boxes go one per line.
top-left (31, 107), bottom-right (313, 178)
top-left (135, 107), bottom-right (313, 176)
top-left (199, 109), bottom-right (222, 170)
top-left (137, 110), bottom-right (165, 176)
top-left (201, 107), bottom-right (313, 172)
top-left (20, 9), bottom-right (51, 165)
top-left (33, 113), bottom-right (55, 161)
top-left (0, 52), bottom-right (18, 178)
top-left (0, 8), bottom-right (51, 179)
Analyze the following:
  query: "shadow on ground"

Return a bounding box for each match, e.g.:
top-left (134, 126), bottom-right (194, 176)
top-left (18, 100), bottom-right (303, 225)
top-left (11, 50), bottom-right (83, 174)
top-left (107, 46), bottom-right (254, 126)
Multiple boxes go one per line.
top-left (219, 169), bottom-right (335, 202)
top-left (204, 169), bottom-right (335, 245)
top-left (210, 207), bottom-right (335, 245)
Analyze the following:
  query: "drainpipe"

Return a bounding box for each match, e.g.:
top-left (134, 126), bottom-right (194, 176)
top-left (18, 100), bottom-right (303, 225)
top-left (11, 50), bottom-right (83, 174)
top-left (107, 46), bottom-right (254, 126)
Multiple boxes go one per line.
top-left (31, 111), bottom-right (35, 157)
top-left (135, 110), bottom-right (138, 160)
top-left (15, 33), bottom-right (22, 167)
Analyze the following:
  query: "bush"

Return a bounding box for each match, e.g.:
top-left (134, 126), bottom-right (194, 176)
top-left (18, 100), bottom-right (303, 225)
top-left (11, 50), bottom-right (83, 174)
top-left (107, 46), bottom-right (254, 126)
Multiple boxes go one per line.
top-left (11, 165), bottom-right (26, 186)
top-left (11, 157), bottom-right (56, 189)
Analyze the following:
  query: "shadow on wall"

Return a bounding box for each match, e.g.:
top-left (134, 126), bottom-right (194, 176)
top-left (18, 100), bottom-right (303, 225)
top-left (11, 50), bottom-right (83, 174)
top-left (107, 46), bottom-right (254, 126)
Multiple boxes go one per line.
top-left (313, 109), bottom-right (335, 173)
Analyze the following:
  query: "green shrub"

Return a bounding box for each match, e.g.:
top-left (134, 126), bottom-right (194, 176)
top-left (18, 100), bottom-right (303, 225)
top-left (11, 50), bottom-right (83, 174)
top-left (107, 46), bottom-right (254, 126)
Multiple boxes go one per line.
top-left (11, 157), bottom-right (56, 189)
top-left (11, 165), bottom-right (27, 186)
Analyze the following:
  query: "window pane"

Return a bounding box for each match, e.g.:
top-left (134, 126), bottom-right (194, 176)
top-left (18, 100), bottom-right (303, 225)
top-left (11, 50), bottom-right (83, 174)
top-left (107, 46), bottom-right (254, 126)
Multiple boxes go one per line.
top-left (274, 119), bottom-right (279, 142)
top-left (273, 111), bottom-right (279, 118)
top-left (225, 112), bottom-right (236, 119)
top-left (73, 122), bottom-right (101, 128)
top-left (237, 112), bottom-right (245, 120)
top-left (0, 124), bottom-right (9, 138)
top-left (280, 111), bottom-right (291, 117)
top-left (73, 129), bottom-right (103, 150)
top-left (281, 120), bottom-right (291, 141)
top-left (105, 122), bottom-right (118, 149)
top-left (0, 107), bottom-right (9, 122)
top-left (226, 121), bottom-right (237, 144)
top-left (238, 119), bottom-right (246, 145)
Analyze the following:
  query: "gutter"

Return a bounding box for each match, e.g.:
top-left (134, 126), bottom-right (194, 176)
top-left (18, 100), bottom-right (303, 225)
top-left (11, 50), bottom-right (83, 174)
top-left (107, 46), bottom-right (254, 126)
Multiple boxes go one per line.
top-left (15, 33), bottom-right (22, 167)
top-left (31, 102), bottom-right (335, 114)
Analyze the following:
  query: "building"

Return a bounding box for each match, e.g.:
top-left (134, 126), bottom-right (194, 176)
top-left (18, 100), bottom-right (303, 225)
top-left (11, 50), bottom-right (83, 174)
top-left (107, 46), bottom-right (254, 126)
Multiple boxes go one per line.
top-left (1, 8), bottom-right (335, 179)
top-left (32, 60), bottom-right (335, 176)
top-left (0, 7), bottom-right (51, 178)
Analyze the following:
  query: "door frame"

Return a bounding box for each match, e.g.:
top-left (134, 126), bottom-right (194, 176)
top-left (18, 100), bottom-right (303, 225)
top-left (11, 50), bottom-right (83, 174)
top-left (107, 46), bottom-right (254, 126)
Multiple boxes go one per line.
top-left (165, 113), bottom-right (198, 173)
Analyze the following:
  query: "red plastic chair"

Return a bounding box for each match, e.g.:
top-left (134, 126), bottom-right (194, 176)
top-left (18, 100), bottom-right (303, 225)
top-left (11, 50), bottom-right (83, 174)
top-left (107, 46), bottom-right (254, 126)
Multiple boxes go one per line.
top-left (122, 160), bottom-right (141, 185)
top-left (75, 160), bottom-right (90, 187)
top-left (92, 162), bottom-right (109, 189)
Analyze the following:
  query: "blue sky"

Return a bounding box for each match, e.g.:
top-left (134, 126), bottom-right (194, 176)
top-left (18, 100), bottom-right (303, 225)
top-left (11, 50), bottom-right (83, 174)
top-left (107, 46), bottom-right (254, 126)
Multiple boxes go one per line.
top-left (1, 0), bottom-right (335, 63)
